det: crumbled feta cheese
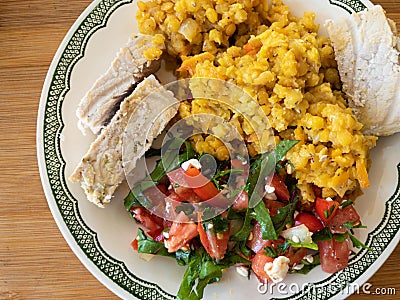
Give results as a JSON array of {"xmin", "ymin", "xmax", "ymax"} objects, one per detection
[
  {"xmin": 326, "ymin": 197, "xmax": 333, "ymax": 201},
  {"xmin": 292, "ymin": 263, "xmax": 304, "ymax": 271},
  {"xmin": 236, "ymin": 266, "xmax": 249, "ymax": 277},
  {"xmin": 304, "ymin": 254, "xmax": 314, "ymax": 264},
  {"xmin": 286, "ymin": 164, "xmax": 293, "ymax": 174},
  {"xmin": 162, "ymin": 231, "xmax": 170, "ymax": 239},
  {"xmin": 181, "ymin": 158, "xmax": 201, "ymax": 171},
  {"xmin": 264, "ymin": 256, "xmax": 290, "ymax": 283},
  {"xmin": 216, "ymin": 232, "xmax": 224, "ymax": 240},
  {"xmin": 165, "ymin": 201, "xmax": 172, "ymax": 214},
  {"xmin": 291, "ymin": 235, "xmax": 300, "ymax": 243},
  {"xmin": 207, "ymin": 223, "xmax": 214, "ymax": 230},
  {"xmin": 265, "ymin": 184, "xmax": 276, "ymax": 194}
]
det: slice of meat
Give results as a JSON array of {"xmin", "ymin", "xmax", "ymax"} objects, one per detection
[
  {"xmin": 325, "ymin": 5, "xmax": 400, "ymax": 136},
  {"xmin": 69, "ymin": 75, "xmax": 178, "ymax": 207},
  {"xmin": 76, "ymin": 34, "xmax": 165, "ymax": 134}
]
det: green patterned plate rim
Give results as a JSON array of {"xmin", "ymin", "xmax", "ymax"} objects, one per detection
[{"xmin": 37, "ymin": 0, "xmax": 400, "ymax": 299}]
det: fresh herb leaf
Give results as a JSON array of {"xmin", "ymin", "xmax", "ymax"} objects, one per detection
[
  {"xmin": 290, "ymin": 255, "xmax": 321, "ymax": 274},
  {"xmin": 175, "ymin": 204, "xmax": 195, "ymax": 216},
  {"xmin": 342, "ymin": 221, "xmax": 367, "ymax": 229},
  {"xmin": 277, "ymin": 241, "xmax": 291, "ymax": 253},
  {"xmin": 264, "ymin": 241, "xmax": 291, "ymax": 258},
  {"xmin": 348, "ymin": 233, "xmax": 372, "ymax": 250},
  {"xmin": 177, "ymin": 249, "xmax": 250, "ymax": 300},
  {"xmin": 254, "ymin": 201, "xmax": 278, "ymax": 240},
  {"xmin": 333, "ymin": 233, "xmax": 348, "ymax": 242},
  {"xmin": 228, "ymin": 183, "xmax": 249, "ymax": 200},
  {"xmin": 231, "ymin": 209, "xmax": 254, "ymax": 241},
  {"xmin": 323, "ymin": 205, "xmax": 335, "ymax": 220},
  {"xmin": 219, "ymin": 252, "xmax": 251, "ymax": 266},
  {"xmin": 340, "ymin": 200, "xmax": 353, "ymax": 208},
  {"xmin": 275, "ymin": 140, "xmax": 299, "ymax": 162},
  {"xmin": 136, "ymin": 228, "xmax": 171, "ymax": 257},
  {"xmin": 234, "ymin": 241, "xmax": 252, "ymax": 257},
  {"xmin": 124, "ymin": 191, "xmax": 142, "ymax": 211},
  {"xmin": 227, "ymin": 207, "xmax": 243, "ymax": 220},
  {"xmin": 247, "ymin": 140, "xmax": 298, "ymax": 209},
  {"xmin": 287, "ymin": 240, "xmax": 319, "ymax": 250},
  {"xmin": 204, "ymin": 215, "xmax": 229, "ymax": 234},
  {"xmin": 264, "ymin": 246, "xmax": 278, "ymax": 258},
  {"xmin": 312, "ymin": 227, "xmax": 332, "ymax": 242},
  {"xmin": 177, "ymin": 249, "xmax": 204, "ymax": 300},
  {"xmin": 175, "ymin": 249, "xmax": 191, "ymax": 266},
  {"xmin": 271, "ymin": 196, "xmax": 299, "ymax": 234},
  {"xmin": 247, "ymin": 153, "xmax": 274, "ymax": 208},
  {"xmin": 201, "ymin": 207, "xmax": 216, "ymax": 221},
  {"xmin": 212, "ymin": 168, "xmax": 244, "ymax": 181},
  {"xmin": 124, "ymin": 138, "xmax": 197, "ymax": 212}
]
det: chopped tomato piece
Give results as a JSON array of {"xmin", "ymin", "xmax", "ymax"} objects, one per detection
[
  {"xmin": 231, "ymin": 158, "xmax": 248, "ymax": 170},
  {"xmin": 232, "ymin": 190, "xmax": 248, "ymax": 210},
  {"xmin": 142, "ymin": 185, "xmax": 169, "ymax": 207},
  {"xmin": 247, "ymin": 222, "xmax": 273, "ymax": 253},
  {"xmin": 318, "ymin": 238, "xmax": 350, "ymax": 273},
  {"xmin": 156, "ymin": 184, "xmax": 169, "ymax": 195},
  {"xmin": 174, "ymin": 185, "xmax": 202, "ymax": 203},
  {"xmin": 269, "ymin": 174, "xmax": 290, "ymax": 201},
  {"xmin": 184, "ymin": 164, "xmax": 220, "ymax": 200},
  {"xmin": 167, "ymin": 168, "xmax": 202, "ymax": 202},
  {"xmin": 164, "ymin": 212, "xmax": 198, "ymax": 253},
  {"xmin": 285, "ymin": 246, "xmax": 307, "ymax": 266},
  {"xmin": 329, "ymin": 205, "xmax": 360, "ymax": 234},
  {"xmin": 130, "ymin": 238, "xmax": 138, "ymax": 251},
  {"xmin": 198, "ymin": 219, "xmax": 230, "ymax": 260},
  {"xmin": 131, "ymin": 207, "xmax": 164, "ymax": 236},
  {"xmin": 264, "ymin": 200, "xmax": 285, "ymax": 216},
  {"xmin": 315, "ymin": 197, "xmax": 339, "ymax": 224},
  {"xmin": 294, "ymin": 212, "xmax": 324, "ymax": 233},
  {"xmin": 251, "ymin": 252, "xmax": 274, "ymax": 283}
]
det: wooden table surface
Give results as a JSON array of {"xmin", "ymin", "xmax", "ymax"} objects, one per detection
[{"xmin": 1, "ymin": 0, "xmax": 399, "ymax": 299}]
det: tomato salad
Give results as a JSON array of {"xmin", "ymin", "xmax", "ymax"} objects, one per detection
[{"xmin": 124, "ymin": 139, "xmax": 369, "ymax": 300}]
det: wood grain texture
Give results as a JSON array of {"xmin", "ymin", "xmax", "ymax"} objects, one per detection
[{"xmin": 0, "ymin": 0, "xmax": 398, "ymax": 299}]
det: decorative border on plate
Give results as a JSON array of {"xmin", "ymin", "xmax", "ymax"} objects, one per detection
[
  {"xmin": 329, "ymin": 0, "xmax": 367, "ymax": 13},
  {"xmin": 42, "ymin": 0, "xmax": 174, "ymax": 299},
  {"xmin": 41, "ymin": 0, "xmax": 398, "ymax": 299}
]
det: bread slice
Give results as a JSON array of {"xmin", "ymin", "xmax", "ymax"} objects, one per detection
[
  {"xmin": 325, "ymin": 5, "xmax": 400, "ymax": 136},
  {"xmin": 69, "ymin": 75, "xmax": 178, "ymax": 207}
]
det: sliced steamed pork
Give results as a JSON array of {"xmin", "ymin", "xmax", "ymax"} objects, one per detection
[
  {"xmin": 325, "ymin": 5, "xmax": 400, "ymax": 136},
  {"xmin": 69, "ymin": 75, "xmax": 178, "ymax": 207},
  {"xmin": 76, "ymin": 34, "xmax": 165, "ymax": 134}
]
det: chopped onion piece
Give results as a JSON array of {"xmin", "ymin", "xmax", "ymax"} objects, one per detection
[{"xmin": 281, "ymin": 224, "xmax": 313, "ymax": 244}]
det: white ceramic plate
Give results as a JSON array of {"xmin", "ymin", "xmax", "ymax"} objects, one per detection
[{"xmin": 37, "ymin": 0, "xmax": 400, "ymax": 299}]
